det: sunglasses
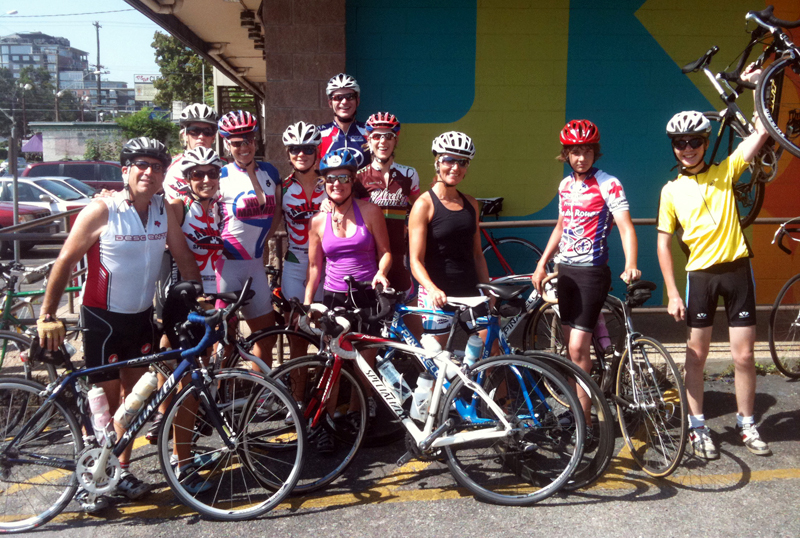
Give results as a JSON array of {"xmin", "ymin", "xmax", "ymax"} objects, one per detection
[
  {"xmin": 189, "ymin": 169, "xmax": 220, "ymax": 180},
  {"xmin": 229, "ymin": 137, "xmax": 255, "ymax": 148},
  {"xmin": 131, "ymin": 160, "xmax": 164, "ymax": 173},
  {"xmin": 331, "ymin": 92, "xmax": 357, "ymax": 102},
  {"xmin": 186, "ymin": 126, "xmax": 216, "ymax": 137},
  {"xmin": 672, "ymin": 138, "xmax": 705, "ymax": 150},
  {"xmin": 439, "ymin": 156, "xmax": 470, "ymax": 168},
  {"xmin": 325, "ymin": 174, "xmax": 352, "ymax": 184},
  {"xmin": 370, "ymin": 132, "xmax": 396, "ymax": 142},
  {"xmin": 288, "ymin": 146, "xmax": 316, "ymax": 156}
]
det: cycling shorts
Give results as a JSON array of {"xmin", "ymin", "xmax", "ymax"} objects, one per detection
[
  {"xmin": 82, "ymin": 305, "xmax": 158, "ymax": 384},
  {"xmin": 282, "ymin": 250, "xmax": 323, "ymax": 303},
  {"xmin": 215, "ymin": 258, "xmax": 272, "ymax": 320},
  {"xmin": 323, "ymin": 288, "xmax": 380, "ymax": 336},
  {"xmin": 556, "ymin": 263, "xmax": 611, "ymax": 333},
  {"xmin": 686, "ymin": 257, "xmax": 756, "ymax": 328}
]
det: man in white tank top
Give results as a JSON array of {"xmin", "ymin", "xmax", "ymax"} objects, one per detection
[{"xmin": 38, "ymin": 137, "xmax": 201, "ymax": 512}]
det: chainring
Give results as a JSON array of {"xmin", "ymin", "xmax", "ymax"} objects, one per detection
[{"xmin": 75, "ymin": 447, "xmax": 122, "ymax": 494}]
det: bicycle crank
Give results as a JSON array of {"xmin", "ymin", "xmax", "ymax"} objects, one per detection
[{"xmin": 75, "ymin": 447, "xmax": 122, "ymax": 494}]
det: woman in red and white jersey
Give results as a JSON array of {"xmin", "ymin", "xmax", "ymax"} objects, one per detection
[{"xmin": 531, "ymin": 120, "xmax": 640, "ymax": 434}]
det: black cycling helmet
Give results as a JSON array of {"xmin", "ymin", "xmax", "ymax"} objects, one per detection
[{"xmin": 120, "ymin": 137, "xmax": 171, "ymax": 169}]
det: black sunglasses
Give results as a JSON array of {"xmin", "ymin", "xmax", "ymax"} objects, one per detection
[
  {"xmin": 189, "ymin": 169, "xmax": 220, "ymax": 180},
  {"xmin": 131, "ymin": 160, "xmax": 164, "ymax": 173},
  {"xmin": 288, "ymin": 146, "xmax": 316, "ymax": 156},
  {"xmin": 229, "ymin": 137, "xmax": 255, "ymax": 148},
  {"xmin": 186, "ymin": 126, "xmax": 216, "ymax": 137},
  {"xmin": 672, "ymin": 138, "xmax": 705, "ymax": 150},
  {"xmin": 325, "ymin": 174, "xmax": 352, "ymax": 184},
  {"xmin": 331, "ymin": 92, "xmax": 357, "ymax": 102}
]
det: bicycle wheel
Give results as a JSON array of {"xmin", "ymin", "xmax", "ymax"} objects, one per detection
[
  {"xmin": 268, "ymin": 354, "xmax": 367, "ymax": 494},
  {"xmin": 615, "ymin": 336, "xmax": 687, "ymax": 478},
  {"xmin": 756, "ymin": 56, "xmax": 800, "ymax": 160},
  {"xmin": 768, "ymin": 273, "xmax": 800, "ymax": 378},
  {"xmin": 440, "ymin": 354, "xmax": 584, "ymax": 506},
  {"xmin": 482, "ymin": 236, "xmax": 545, "ymax": 279},
  {"xmin": 230, "ymin": 327, "xmax": 321, "ymax": 371},
  {"xmin": 158, "ymin": 369, "xmax": 305, "ymax": 520},
  {"xmin": 703, "ymin": 111, "xmax": 765, "ymax": 228},
  {"xmin": 0, "ymin": 331, "xmax": 57, "ymax": 385},
  {"xmin": 523, "ymin": 350, "xmax": 615, "ymax": 491},
  {"xmin": 0, "ymin": 377, "xmax": 82, "ymax": 533}
]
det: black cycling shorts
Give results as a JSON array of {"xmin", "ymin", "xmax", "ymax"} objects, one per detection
[
  {"xmin": 82, "ymin": 305, "xmax": 159, "ymax": 383},
  {"xmin": 556, "ymin": 263, "xmax": 611, "ymax": 333},
  {"xmin": 686, "ymin": 257, "xmax": 756, "ymax": 328},
  {"xmin": 323, "ymin": 288, "xmax": 381, "ymax": 337}
]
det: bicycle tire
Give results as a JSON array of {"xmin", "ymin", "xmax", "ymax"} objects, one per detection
[
  {"xmin": 615, "ymin": 336, "xmax": 687, "ymax": 478},
  {"xmin": 768, "ymin": 273, "xmax": 800, "ymax": 378},
  {"xmin": 0, "ymin": 377, "xmax": 82, "ymax": 533},
  {"xmin": 522, "ymin": 350, "xmax": 615, "ymax": 491},
  {"xmin": 756, "ymin": 56, "xmax": 800, "ymax": 160},
  {"xmin": 0, "ymin": 331, "xmax": 57, "ymax": 386},
  {"xmin": 482, "ymin": 236, "xmax": 544, "ymax": 279},
  {"xmin": 440, "ymin": 354, "xmax": 584, "ymax": 506},
  {"xmin": 229, "ymin": 327, "xmax": 320, "ymax": 371},
  {"xmin": 158, "ymin": 368, "xmax": 305, "ymax": 521},
  {"xmin": 268, "ymin": 354, "xmax": 367, "ymax": 494},
  {"xmin": 703, "ymin": 111, "xmax": 765, "ymax": 229}
]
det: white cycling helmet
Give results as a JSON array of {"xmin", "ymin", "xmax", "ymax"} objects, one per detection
[
  {"xmin": 179, "ymin": 103, "xmax": 218, "ymax": 127},
  {"xmin": 431, "ymin": 131, "xmax": 476, "ymax": 159},
  {"xmin": 666, "ymin": 111, "xmax": 712, "ymax": 138},
  {"xmin": 326, "ymin": 73, "xmax": 360, "ymax": 97},
  {"xmin": 282, "ymin": 121, "xmax": 322, "ymax": 146},
  {"xmin": 179, "ymin": 147, "xmax": 225, "ymax": 175}
]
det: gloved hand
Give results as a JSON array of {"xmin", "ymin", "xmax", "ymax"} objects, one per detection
[{"xmin": 37, "ymin": 314, "xmax": 65, "ymax": 351}]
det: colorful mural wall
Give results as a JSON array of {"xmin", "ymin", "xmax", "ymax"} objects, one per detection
[{"xmin": 345, "ymin": 0, "xmax": 800, "ymax": 305}]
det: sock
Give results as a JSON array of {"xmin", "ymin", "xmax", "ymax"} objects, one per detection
[
  {"xmin": 120, "ymin": 462, "xmax": 130, "ymax": 472},
  {"xmin": 689, "ymin": 414, "xmax": 705, "ymax": 430},
  {"xmin": 737, "ymin": 414, "xmax": 755, "ymax": 428}
]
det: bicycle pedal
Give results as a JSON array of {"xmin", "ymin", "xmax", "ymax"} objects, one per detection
[{"xmin": 396, "ymin": 451, "xmax": 414, "ymax": 467}]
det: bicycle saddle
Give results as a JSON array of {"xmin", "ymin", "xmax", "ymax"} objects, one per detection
[
  {"xmin": 627, "ymin": 280, "xmax": 657, "ymax": 293},
  {"xmin": 476, "ymin": 282, "xmax": 528, "ymax": 301},
  {"xmin": 447, "ymin": 296, "xmax": 489, "ymax": 308}
]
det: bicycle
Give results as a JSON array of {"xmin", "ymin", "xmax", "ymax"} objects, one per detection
[
  {"xmin": 476, "ymin": 197, "xmax": 548, "ymax": 278},
  {"xmin": 525, "ymin": 278, "xmax": 689, "ymax": 477},
  {"xmin": 0, "ymin": 279, "xmax": 306, "ymax": 532},
  {"xmin": 282, "ymin": 294, "xmax": 586, "ymax": 505},
  {"xmin": 768, "ymin": 216, "xmax": 800, "ymax": 378}
]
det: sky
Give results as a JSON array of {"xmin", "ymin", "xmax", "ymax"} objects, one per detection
[{"xmin": 0, "ymin": 1, "xmax": 162, "ymax": 87}]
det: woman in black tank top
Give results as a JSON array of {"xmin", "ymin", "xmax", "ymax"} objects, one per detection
[{"xmin": 408, "ymin": 132, "xmax": 489, "ymax": 338}]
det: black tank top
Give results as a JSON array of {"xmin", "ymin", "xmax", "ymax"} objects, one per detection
[{"xmin": 425, "ymin": 190, "xmax": 478, "ymax": 296}]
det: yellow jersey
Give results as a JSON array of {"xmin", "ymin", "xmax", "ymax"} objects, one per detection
[{"xmin": 657, "ymin": 146, "xmax": 751, "ymax": 271}]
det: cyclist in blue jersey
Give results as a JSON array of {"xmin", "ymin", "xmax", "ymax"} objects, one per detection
[
  {"xmin": 217, "ymin": 110, "xmax": 282, "ymax": 368},
  {"xmin": 318, "ymin": 73, "xmax": 370, "ymax": 168}
]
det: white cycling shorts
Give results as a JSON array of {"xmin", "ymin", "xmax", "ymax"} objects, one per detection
[{"xmin": 215, "ymin": 258, "xmax": 272, "ymax": 320}]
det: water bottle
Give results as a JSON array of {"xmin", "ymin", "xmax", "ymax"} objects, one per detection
[
  {"xmin": 410, "ymin": 371, "xmax": 435, "ymax": 422},
  {"xmin": 594, "ymin": 314, "xmax": 613, "ymax": 355},
  {"xmin": 377, "ymin": 357, "xmax": 412, "ymax": 403},
  {"xmin": 114, "ymin": 371, "xmax": 158, "ymax": 429},
  {"xmin": 87, "ymin": 386, "xmax": 111, "ymax": 444},
  {"xmin": 464, "ymin": 334, "xmax": 484, "ymax": 368}
]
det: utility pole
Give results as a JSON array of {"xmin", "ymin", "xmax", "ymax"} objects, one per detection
[
  {"xmin": 55, "ymin": 68, "xmax": 60, "ymax": 121},
  {"xmin": 94, "ymin": 21, "xmax": 102, "ymax": 114}
]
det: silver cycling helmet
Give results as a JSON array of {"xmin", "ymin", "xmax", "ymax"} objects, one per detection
[
  {"xmin": 282, "ymin": 121, "xmax": 322, "ymax": 146},
  {"xmin": 666, "ymin": 111, "xmax": 712, "ymax": 138},
  {"xmin": 431, "ymin": 131, "xmax": 476, "ymax": 159},
  {"xmin": 326, "ymin": 73, "xmax": 360, "ymax": 97},
  {"xmin": 179, "ymin": 103, "xmax": 218, "ymax": 127},
  {"xmin": 179, "ymin": 147, "xmax": 225, "ymax": 176}
]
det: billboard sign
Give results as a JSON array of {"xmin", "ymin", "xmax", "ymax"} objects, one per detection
[{"xmin": 134, "ymin": 74, "xmax": 160, "ymax": 102}]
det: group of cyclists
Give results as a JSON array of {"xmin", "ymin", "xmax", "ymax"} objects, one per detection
[{"xmin": 33, "ymin": 66, "xmax": 773, "ymax": 513}]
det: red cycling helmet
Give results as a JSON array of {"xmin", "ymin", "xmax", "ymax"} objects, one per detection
[
  {"xmin": 218, "ymin": 110, "xmax": 259, "ymax": 138},
  {"xmin": 560, "ymin": 120, "xmax": 600, "ymax": 146},
  {"xmin": 365, "ymin": 112, "xmax": 401, "ymax": 134}
]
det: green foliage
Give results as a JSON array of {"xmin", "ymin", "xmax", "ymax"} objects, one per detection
[
  {"xmin": 83, "ymin": 138, "xmax": 123, "ymax": 161},
  {"xmin": 115, "ymin": 107, "xmax": 179, "ymax": 148},
  {"xmin": 151, "ymin": 32, "xmax": 213, "ymax": 109}
]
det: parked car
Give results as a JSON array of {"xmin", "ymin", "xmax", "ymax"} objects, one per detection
[
  {"xmin": 45, "ymin": 176, "xmax": 98, "ymax": 198},
  {"xmin": 0, "ymin": 202, "xmax": 58, "ymax": 257},
  {"xmin": 0, "ymin": 178, "xmax": 92, "ymax": 230},
  {"xmin": 22, "ymin": 161, "xmax": 124, "ymax": 191}
]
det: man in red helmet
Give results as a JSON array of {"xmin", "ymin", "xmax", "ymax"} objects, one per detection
[{"xmin": 532, "ymin": 119, "xmax": 640, "ymax": 442}]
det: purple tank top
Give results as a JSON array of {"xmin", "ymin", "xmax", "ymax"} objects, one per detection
[{"xmin": 322, "ymin": 201, "xmax": 377, "ymax": 292}]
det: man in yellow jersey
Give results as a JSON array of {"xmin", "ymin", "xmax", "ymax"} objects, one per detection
[{"xmin": 657, "ymin": 81, "xmax": 770, "ymax": 459}]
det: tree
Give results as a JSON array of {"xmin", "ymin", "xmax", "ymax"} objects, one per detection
[
  {"xmin": 115, "ymin": 107, "xmax": 179, "ymax": 150},
  {"xmin": 151, "ymin": 32, "xmax": 213, "ymax": 109}
]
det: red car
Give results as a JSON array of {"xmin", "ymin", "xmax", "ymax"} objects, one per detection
[
  {"xmin": 0, "ymin": 202, "xmax": 58, "ymax": 258},
  {"xmin": 22, "ymin": 161, "xmax": 124, "ymax": 192}
]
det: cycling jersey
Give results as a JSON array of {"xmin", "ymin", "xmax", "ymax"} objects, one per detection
[
  {"xmin": 218, "ymin": 161, "xmax": 279, "ymax": 260},
  {"xmin": 163, "ymin": 153, "xmax": 189, "ymax": 201},
  {"xmin": 82, "ymin": 191, "xmax": 168, "ymax": 314},
  {"xmin": 555, "ymin": 168, "xmax": 630, "ymax": 266},
  {"xmin": 282, "ymin": 173, "xmax": 326, "ymax": 253},
  {"xmin": 657, "ymin": 146, "xmax": 751, "ymax": 272},
  {"xmin": 318, "ymin": 120, "xmax": 371, "ymax": 169},
  {"xmin": 176, "ymin": 195, "xmax": 223, "ymax": 294},
  {"xmin": 356, "ymin": 162, "xmax": 420, "ymax": 291}
]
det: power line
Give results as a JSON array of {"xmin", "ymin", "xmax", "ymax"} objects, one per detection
[{"xmin": 0, "ymin": 10, "xmax": 135, "ymax": 18}]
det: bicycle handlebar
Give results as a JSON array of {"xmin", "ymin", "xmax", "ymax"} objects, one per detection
[
  {"xmin": 747, "ymin": 5, "xmax": 800, "ymax": 32},
  {"xmin": 772, "ymin": 217, "xmax": 800, "ymax": 254}
]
